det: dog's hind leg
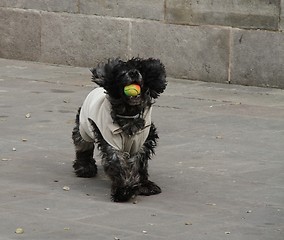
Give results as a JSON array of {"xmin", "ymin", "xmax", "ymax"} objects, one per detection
[{"xmin": 72, "ymin": 109, "xmax": 97, "ymax": 178}]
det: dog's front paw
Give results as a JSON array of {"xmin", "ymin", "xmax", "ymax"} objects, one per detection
[
  {"xmin": 73, "ymin": 159, "xmax": 97, "ymax": 178},
  {"xmin": 111, "ymin": 185, "xmax": 138, "ymax": 202},
  {"xmin": 138, "ymin": 180, "xmax": 161, "ymax": 196}
]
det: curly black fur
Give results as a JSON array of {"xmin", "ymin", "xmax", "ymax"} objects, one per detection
[{"xmin": 72, "ymin": 57, "xmax": 167, "ymax": 202}]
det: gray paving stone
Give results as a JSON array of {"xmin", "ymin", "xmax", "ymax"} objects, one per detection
[
  {"xmin": 0, "ymin": 8, "xmax": 41, "ymax": 61},
  {"xmin": 231, "ymin": 29, "xmax": 284, "ymax": 88},
  {"xmin": 131, "ymin": 21, "xmax": 230, "ymax": 83},
  {"xmin": 0, "ymin": 0, "xmax": 78, "ymax": 13},
  {"xmin": 40, "ymin": 12, "xmax": 130, "ymax": 67},
  {"xmin": 0, "ymin": 58, "xmax": 283, "ymax": 240},
  {"xmin": 79, "ymin": 0, "xmax": 164, "ymax": 21},
  {"xmin": 165, "ymin": 0, "xmax": 280, "ymax": 30},
  {"xmin": 0, "ymin": 4, "xmax": 283, "ymax": 89},
  {"xmin": 280, "ymin": 0, "xmax": 284, "ymax": 31}
]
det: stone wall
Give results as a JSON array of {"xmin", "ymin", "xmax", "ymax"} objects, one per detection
[{"xmin": 0, "ymin": 0, "xmax": 283, "ymax": 88}]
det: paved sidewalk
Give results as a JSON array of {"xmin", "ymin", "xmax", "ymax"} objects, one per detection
[{"xmin": 0, "ymin": 58, "xmax": 283, "ymax": 240}]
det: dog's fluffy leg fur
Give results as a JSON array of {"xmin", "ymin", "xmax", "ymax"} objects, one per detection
[
  {"xmin": 88, "ymin": 119, "xmax": 139, "ymax": 202},
  {"xmin": 72, "ymin": 109, "xmax": 98, "ymax": 178},
  {"xmin": 88, "ymin": 120, "xmax": 161, "ymax": 202},
  {"xmin": 135, "ymin": 123, "xmax": 162, "ymax": 196},
  {"xmin": 104, "ymin": 149, "xmax": 140, "ymax": 202}
]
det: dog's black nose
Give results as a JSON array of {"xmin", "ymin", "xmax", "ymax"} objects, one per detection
[{"xmin": 128, "ymin": 70, "xmax": 140, "ymax": 79}]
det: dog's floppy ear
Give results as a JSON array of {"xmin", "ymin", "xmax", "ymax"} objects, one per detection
[
  {"xmin": 90, "ymin": 58, "xmax": 122, "ymax": 87},
  {"xmin": 140, "ymin": 58, "xmax": 167, "ymax": 98}
]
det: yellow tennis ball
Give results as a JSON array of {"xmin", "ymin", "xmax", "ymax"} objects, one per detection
[{"xmin": 124, "ymin": 84, "xmax": 141, "ymax": 97}]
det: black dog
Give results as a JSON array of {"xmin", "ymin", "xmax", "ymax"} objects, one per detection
[{"xmin": 72, "ymin": 58, "xmax": 167, "ymax": 202}]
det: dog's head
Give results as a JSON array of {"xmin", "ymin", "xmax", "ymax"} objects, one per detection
[{"xmin": 91, "ymin": 58, "xmax": 167, "ymax": 106}]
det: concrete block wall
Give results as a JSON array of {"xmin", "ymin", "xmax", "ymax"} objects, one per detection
[{"xmin": 0, "ymin": 0, "xmax": 283, "ymax": 88}]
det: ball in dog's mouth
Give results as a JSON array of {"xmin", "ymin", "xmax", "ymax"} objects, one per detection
[
  {"xmin": 124, "ymin": 84, "xmax": 141, "ymax": 97},
  {"xmin": 124, "ymin": 84, "xmax": 142, "ymax": 105}
]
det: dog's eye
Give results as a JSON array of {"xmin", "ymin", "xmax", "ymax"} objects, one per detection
[{"xmin": 117, "ymin": 71, "xmax": 127, "ymax": 79}]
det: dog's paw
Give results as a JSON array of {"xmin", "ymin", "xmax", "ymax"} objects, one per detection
[
  {"xmin": 73, "ymin": 159, "xmax": 97, "ymax": 178},
  {"xmin": 111, "ymin": 186, "xmax": 138, "ymax": 202},
  {"xmin": 138, "ymin": 180, "xmax": 161, "ymax": 196}
]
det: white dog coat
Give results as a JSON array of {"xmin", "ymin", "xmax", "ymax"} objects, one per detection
[{"xmin": 79, "ymin": 87, "xmax": 152, "ymax": 155}]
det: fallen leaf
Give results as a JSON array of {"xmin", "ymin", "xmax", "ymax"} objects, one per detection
[
  {"xmin": 206, "ymin": 203, "xmax": 216, "ymax": 206},
  {"xmin": 62, "ymin": 186, "xmax": 70, "ymax": 191},
  {"xmin": 15, "ymin": 228, "xmax": 24, "ymax": 234},
  {"xmin": 185, "ymin": 222, "xmax": 193, "ymax": 225}
]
